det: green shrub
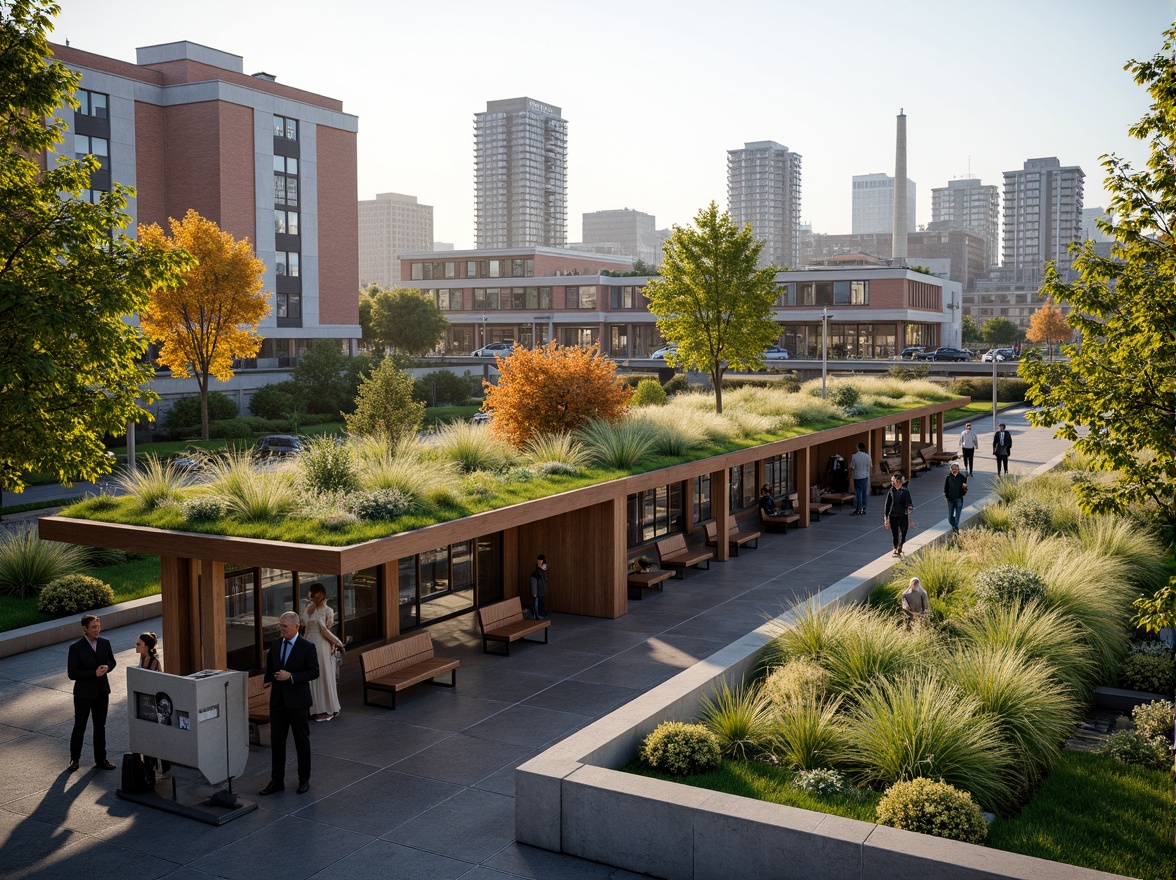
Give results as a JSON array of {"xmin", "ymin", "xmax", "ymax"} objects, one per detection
[
  {"xmin": 947, "ymin": 377, "xmax": 1029, "ymax": 403},
  {"xmin": 662, "ymin": 374, "xmax": 690, "ymax": 396},
  {"xmin": 37, "ymin": 574, "xmax": 115, "ymax": 616},
  {"xmin": 249, "ymin": 380, "xmax": 306, "ymax": 419},
  {"xmin": 343, "ymin": 488, "xmax": 416, "ymax": 521},
  {"xmin": 1119, "ymin": 653, "xmax": 1176, "ymax": 694},
  {"xmin": 888, "ymin": 364, "xmax": 930, "ymax": 381},
  {"xmin": 639, "ymin": 721, "xmax": 721, "ymax": 776},
  {"xmin": 973, "ymin": 564, "xmax": 1047, "ymax": 607},
  {"xmin": 699, "ymin": 681, "xmax": 774, "ymax": 761},
  {"xmin": 632, "ymin": 378, "xmax": 668, "ymax": 407},
  {"xmin": 1102, "ymin": 731, "xmax": 1171, "ymax": 771},
  {"xmin": 761, "ymin": 657, "xmax": 832, "ymax": 709},
  {"xmin": 0, "ymin": 526, "xmax": 89, "ymax": 598},
  {"xmin": 1007, "ymin": 498, "xmax": 1053, "ymax": 532},
  {"xmin": 1131, "ymin": 700, "xmax": 1175, "ymax": 743},
  {"xmin": 831, "ymin": 384, "xmax": 861, "ymax": 409},
  {"xmin": 875, "ymin": 778, "xmax": 988, "ymax": 844},
  {"xmin": 299, "ymin": 436, "xmax": 359, "ymax": 494},
  {"xmin": 1129, "ymin": 640, "xmax": 1173, "ymax": 657},
  {"xmin": 536, "ymin": 461, "xmax": 580, "ymax": 477},
  {"xmin": 318, "ymin": 511, "xmax": 360, "ymax": 531},
  {"xmin": 207, "ymin": 418, "xmax": 255, "ymax": 440},
  {"xmin": 181, "ymin": 495, "xmax": 227, "ymax": 522},
  {"xmin": 413, "ymin": 370, "xmax": 478, "ymax": 406},
  {"xmin": 165, "ymin": 392, "xmax": 238, "ymax": 430},
  {"xmin": 792, "ymin": 768, "xmax": 855, "ymax": 798}
]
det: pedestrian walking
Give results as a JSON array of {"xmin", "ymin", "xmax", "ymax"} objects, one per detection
[
  {"xmin": 530, "ymin": 554, "xmax": 549, "ymax": 618},
  {"xmin": 883, "ymin": 473, "xmax": 914, "ymax": 557},
  {"xmin": 944, "ymin": 462, "xmax": 968, "ymax": 535},
  {"xmin": 993, "ymin": 423, "xmax": 1013, "ymax": 475},
  {"xmin": 849, "ymin": 442, "xmax": 873, "ymax": 516},
  {"xmin": 958, "ymin": 422, "xmax": 978, "ymax": 476}
]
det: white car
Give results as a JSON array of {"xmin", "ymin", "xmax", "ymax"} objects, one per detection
[
  {"xmin": 982, "ymin": 348, "xmax": 1017, "ymax": 362},
  {"xmin": 763, "ymin": 346, "xmax": 791, "ymax": 360},
  {"xmin": 472, "ymin": 340, "xmax": 517, "ymax": 357},
  {"xmin": 650, "ymin": 345, "xmax": 678, "ymax": 359}
]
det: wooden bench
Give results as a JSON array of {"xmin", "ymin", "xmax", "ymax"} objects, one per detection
[
  {"xmin": 247, "ymin": 674, "xmax": 271, "ymax": 745},
  {"xmin": 704, "ymin": 520, "xmax": 761, "ymax": 556},
  {"xmin": 655, "ymin": 533, "xmax": 714, "ymax": 578},
  {"xmin": 870, "ymin": 470, "xmax": 892, "ymax": 495},
  {"xmin": 759, "ymin": 492, "xmax": 800, "ymax": 531},
  {"xmin": 910, "ymin": 447, "xmax": 933, "ymax": 475},
  {"xmin": 361, "ymin": 631, "xmax": 459, "ymax": 708},
  {"xmin": 627, "ymin": 567, "xmax": 675, "ymax": 600},
  {"xmin": 477, "ymin": 596, "xmax": 550, "ymax": 655},
  {"xmin": 925, "ymin": 445, "xmax": 959, "ymax": 465}
]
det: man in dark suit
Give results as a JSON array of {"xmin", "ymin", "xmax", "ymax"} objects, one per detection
[
  {"xmin": 993, "ymin": 423, "xmax": 1013, "ymax": 475},
  {"xmin": 67, "ymin": 614, "xmax": 117, "ymax": 771},
  {"xmin": 260, "ymin": 611, "xmax": 319, "ymax": 795}
]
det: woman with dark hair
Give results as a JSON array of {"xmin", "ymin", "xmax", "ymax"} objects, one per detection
[
  {"xmin": 302, "ymin": 582, "xmax": 344, "ymax": 720},
  {"xmin": 134, "ymin": 632, "xmax": 167, "ymax": 778}
]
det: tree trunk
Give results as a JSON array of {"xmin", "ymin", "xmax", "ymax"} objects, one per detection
[
  {"xmin": 712, "ymin": 368, "xmax": 724, "ymax": 414},
  {"xmin": 199, "ymin": 373, "xmax": 210, "ymax": 440}
]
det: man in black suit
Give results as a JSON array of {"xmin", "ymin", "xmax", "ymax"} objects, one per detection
[
  {"xmin": 260, "ymin": 611, "xmax": 319, "ymax": 795},
  {"xmin": 66, "ymin": 614, "xmax": 117, "ymax": 771},
  {"xmin": 993, "ymin": 423, "xmax": 1013, "ymax": 475}
]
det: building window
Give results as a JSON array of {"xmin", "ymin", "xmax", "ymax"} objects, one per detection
[
  {"xmin": 274, "ymin": 209, "xmax": 299, "ymax": 236},
  {"xmin": 474, "ymin": 288, "xmax": 500, "ymax": 310},
  {"xmin": 276, "ymin": 251, "xmax": 300, "ymax": 277},
  {"xmin": 693, "ymin": 475, "xmax": 711, "ymax": 524},
  {"xmin": 411, "ymin": 263, "xmax": 424, "ymax": 281},
  {"xmin": 851, "ymin": 281, "xmax": 868, "ymax": 305},
  {"xmin": 567, "ymin": 286, "xmax": 596, "ymax": 309},
  {"xmin": 626, "ymin": 483, "xmax": 685, "ymax": 547},
  {"xmin": 77, "ymin": 89, "xmax": 108, "ymax": 119},
  {"xmin": 274, "ymin": 115, "xmax": 298, "ymax": 140},
  {"xmin": 74, "ymin": 134, "xmax": 109, "ymax": 169},
  {"xmin": 276, "ymin": 292, "xmax": 302, "ymax": 319},
  {"xmin": 729, "ymin": 463, "xmax": 757, "ymax": 511},
  {"xmin": 763, "ymin": 453, "xmax": 795, "ymax": 498}
]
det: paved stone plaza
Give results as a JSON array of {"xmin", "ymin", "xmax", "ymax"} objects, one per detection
[{"xmin": 0, "ymin": 408, "xmax": 1073, "ymax": 880}]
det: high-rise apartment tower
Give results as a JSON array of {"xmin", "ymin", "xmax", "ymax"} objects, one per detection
[
  {"xmin": 727, "ymin": 140, "xmax": 803, "ymax": 268},
  {"xmin": 358, "ymin": 192, "xmax": 434, "ymax": 288},
  {"xmin": 474, "ymin": 97, "xmax": 567, "ymax": 249},
  {"xmin": 1001, "ymin": 157, "xmax": 1084, "ymax": 283},
  {"xmin": 852, "ymin": 173, "xmax": 916, "ymax": 235},
  {"xmin": 930, "ymin": 178, "xmax": 1000, "ymax": 270}
]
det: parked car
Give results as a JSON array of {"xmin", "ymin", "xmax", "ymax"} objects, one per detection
[
  {"xmin": 762, "ymin": 346, "xmax": 791, "ymax": 360},
  {"xmin": 252, "ymin": 434, "xmax": 303, "ymax": 458},
  {"xmin": 982, "ymin": 347, "xmax": 1018, "ymax": 362},
  {"xmin": 916, "ymin": 346, "xmax": 973, "ymax": 362},
  {"xmin": 650, "ymin": 344, "xmax": 678, "ymax": 359},
  {"xmin": 472, "ymin": 340, "xmax": 517, "ymax": 357},
  {"xmin": 471, "ymin": 411, "xmax": 492, "ymax": 424},
  {"xmin": 898, "ymin": 346, "xmax": 926, "ymax": 360}
]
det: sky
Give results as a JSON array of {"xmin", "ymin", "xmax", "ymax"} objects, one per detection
[{"xmin": 52, "ymin": 0, "xmax": 1175, "ymax": 249}]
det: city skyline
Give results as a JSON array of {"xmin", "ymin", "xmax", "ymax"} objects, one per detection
[{"xmin": 51, "ymin": 0, "xmax": 1172, "ymax": 250}]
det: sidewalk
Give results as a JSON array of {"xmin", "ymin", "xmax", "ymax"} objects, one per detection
[{"xmin": 0, "ymin": 407, "xmax": 1072, "ymax": 880}]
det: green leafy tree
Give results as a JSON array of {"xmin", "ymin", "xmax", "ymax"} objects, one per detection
[
  {"xmin": 293, "ymin": 339, "xmax": 350, "ymax": 416},
  {"xmin": 364, "ymin": 286, "xmax": 448, "ymax": 355},
  {"xmin": 357, "ymin": 282, "xmax": 379, "ymax": 348},
  {"xmin": 960, "ymin": 314, "xmax": 983, "ymax": 345},
  {"xmin": 344, "ymin": 358, "xmax": 424, "ymax": 441},
  {"xmin": 0, "ymin": 1, "xmax": 191, "ymax": 491},
  {"xmin": 1022, "ymin": 27, "xmax": 1176, "ymax": 527},
  {"xmin": 643, "ymin": 202, "xmax": 779, "ymax": 413},
  {"xmin": 980, "ymin": 317, "xmax": 1019, "ymax": 347}
]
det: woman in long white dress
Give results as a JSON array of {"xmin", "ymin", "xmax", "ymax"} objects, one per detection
[{"xmin": 302, "ymin": 582, "xmax": 344, "ymax": 720}]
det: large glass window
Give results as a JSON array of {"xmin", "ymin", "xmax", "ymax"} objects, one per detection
[
  {"xmin": 274, "ymin": 115, "xmax": 298, "ymax": 140},
  {"xmin": 274, "ymin": 209, "xmax": 299, "ymax": 236},
  {"xmin": 730, "ymin": 463, "xmax": 757, "ymax": 510},
  {"xmin": 276, "ymin": 292, "xmax": 301, "ymax": 319},
  {"xmin": 74, "ymin": 134, "xmax": 109, "ymax": 168},
  {"xmin": 77, "ymin": 89, "xmax": 108, "ymax": 119},
  {"xmin": 626, "ymin": 483, "xmax": 685, "ymax": 547},
  {"xmin": 567, "ymin": 286, "xmax": 597, "ymax": 309},
  {"xmin": 693, "ymin": 475, "xmax": 711, "ymax": 524},
  {"xmin": 275, "ymin": 251, "xmax": 300, "ymax": 277},
  {"xmin": 764, "ymin": 453, "xmax": 795, "ymax": 498}
]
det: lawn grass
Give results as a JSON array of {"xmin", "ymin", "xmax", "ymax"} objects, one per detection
[
  {"xmin": 0, "ymin": 555, "xmax": 161, "ymax": 633},
  {"xmin": 943, "ymin": 400, "xmax": 1016, "ymax": 424},
  {"xmin": 625, "ymin": 750, "xmax": 1174, "ymax": 879},
  {"xmin": 986, "ymin": 750, "xmax": 1176, "ymax": 880}
]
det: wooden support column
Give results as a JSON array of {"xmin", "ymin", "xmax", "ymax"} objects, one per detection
[
  {"xmin": 379, "ymin": 560, "xmax": 398, "ymax": 640},
  {"xmin": 711, "ymin": 467, "xmax": 730, "ymax": 562},
  {"xmin": 935, "ymin": 410, "xmax": 944, "ymax": 451},
  {"xmin": 798, "ymin": 446, "xmax": 812, "ymax": 527},
  {"xmin": 607, "ymin": 496, "xmax": 627, "ymax": 615},
  {"xmin": 900, "ymin": 420, "xmax": 913, "ymax": 478},
  {"xmin": 196, "ymin": 559, "xmax": 226, "ymax": 672},
  {"xmin": 160, "ymin": 555, "xmax": 195, "ymax": 675}
]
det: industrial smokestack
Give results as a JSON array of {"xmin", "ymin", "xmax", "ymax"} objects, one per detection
[{"xmin": 892, "ymin": 109, "xmax": 908, "ymax": 265}]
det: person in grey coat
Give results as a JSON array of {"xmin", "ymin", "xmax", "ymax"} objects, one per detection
[{"xmin": 530, "ymin": 554, "xmax": 549, "ymax": 618}]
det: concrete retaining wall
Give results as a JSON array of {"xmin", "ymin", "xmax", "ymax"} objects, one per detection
[
  {"xmin": 0, "ymin": 594, "xmax": 161, "ymax": 659},
  {"xmin": 516, "ymin": 452, "xmax": 1130, "ymax": 880}
]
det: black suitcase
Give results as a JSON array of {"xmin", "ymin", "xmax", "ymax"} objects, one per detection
[{"xmin": 120, "ymin": 753, "xmax": 151, "ymax": 793}]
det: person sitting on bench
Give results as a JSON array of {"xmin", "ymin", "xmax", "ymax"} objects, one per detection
[{"xmin": 759, "ymin": 485, "xmax": 792, "ymax": 517}]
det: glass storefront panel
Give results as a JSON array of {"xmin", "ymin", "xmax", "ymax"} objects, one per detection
[
  {"xmin": 693, "ymin": 474, "xmax": 711, "ymax": 524},
  {"xmin": 398, "ymin": 557, "xmax": 418, "ymax": 631},
  {"xmin": 225, "ymin": 566, "xmax": 257, "ymax": 671},
  {"xmin": 476, "ymin": 535, "xmax": 502, "ymax": 605},
  {"xmin": 343, "ymin": 568, "xmax": 379, "ymax": 645}
]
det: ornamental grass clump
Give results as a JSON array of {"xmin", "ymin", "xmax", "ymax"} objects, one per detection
[
  {"xmin": 943, "ymin": 645, "xmax": 1078, "ymax": 794},
  {"xmin": 112, "ymin": 454, "xmax": 186, "ymax": 511},
  {"xmin": 578, "ymin": 419, "xmax": 658, "ymax": 469},
  {"xmin": 432, "ymin": 421, "xmax": 516, "ymax": 474},
  {"xmin": 630, "ymin": 407, "xmax": 710, "ymax": 456},
  {"xmin": 771, "ymin": 697, "xmax": 848, "ymax": 771},
  {"xmin": 1039, "ymin": 552, "xmax": 1134, "ymax": 681},
  {"xmin": 1075, "ymin": 517, "xmax": 1168, "ymax": 593},
  {"xmin": 0, "ymin": 526, "xmax": 88, "ymax": 598},
  {"xmin": 638, "ymin": 721, "xmax": 721, "ymax": 776},
  {"xmin": 699, "ymin": 681, "xmax": 775, "ymax": 761},
  {"xmin": 36, "ymin": 574, "xmax": 115, "ymax": 616},
  {"xmin": 875, "ymin": 778, "xmax": 988, "ymax": 844},
  {"xmin": 842, "ymin": 671, "xmax": 1015, "ymax": 813},
  {"xmin": 523, "ymin": 432, "xmax": 590, "ymax": 470},
  {"xmin": 204, "ymin": 451, "xmax": 298, "ymax": 521}
]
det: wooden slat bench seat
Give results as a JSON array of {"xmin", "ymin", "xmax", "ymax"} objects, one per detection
[
  {"xmin": 819, "ymin": 491, "xmax": 855, "ymax": 510},
  {"xmin": 655, "ymin": 533, "xmax": 714, "ymax": 578},
  {"xmin": 926, "ymin": 446, "xmax": 960, "ymax": 464},
  {"xmin": 810, "ymin": 501, "xmax": 834, "ymax": 520},
  {"xmin": 910, "ymin": 447, "xmax": 933, "ymax": 475},
  {"xmin": 870, "ymin": 470, "xmax": 892, "ymax": 495},
  {"xmin": 759, "ymin": 492, "xmax": 800, "ymax": 531},
  {"xmin": 477, "ymin": 597, "xmax": 550, "ymax": 655},
  {"xmin": 704, "ymin": 520, "xmax": 761, "ymax": 556},
  {"xmin": 627, "ymin": 568, "xmax": 675, "ymax": 599},
  {"xmin": 361, "ymin": 631, "xmax": 459, "ymax": 708},
  {"xmin": 248, "ymin": 673, "xmax": 271, "ymax": 745}
]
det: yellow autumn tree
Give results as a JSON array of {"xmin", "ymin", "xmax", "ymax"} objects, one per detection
[
  {"xmin": 484, "ymin": 342, "xmax": 631, "ymax": 447},
  {"xmin": 139, "ymin": 210, "xmax": 270, "ymax": 439},
  {"xmin": 1025, "ymin": 296, "xmax": 1071, "ymax": 362}
]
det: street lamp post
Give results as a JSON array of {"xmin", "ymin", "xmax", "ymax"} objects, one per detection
[
  {"xmin": 482, "ymin": 313, "xmax": 487, "ymax": 348},
  {"xmin": 992, "ymin": 346, "xmax": 999, "ymax": 431}
]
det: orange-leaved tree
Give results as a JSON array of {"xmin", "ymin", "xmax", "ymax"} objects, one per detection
[
  {"xmin": 1025, "ymin": 296, "xmax": 1071, "ymax": 362},
  {"xmin": 484, "ymin": 342, "xmax": 631, "ymax": 447},
  {"xmin": 139, "ymin": 210, "xmax": 270, "ymax": 439}
]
